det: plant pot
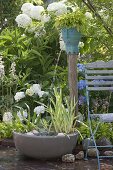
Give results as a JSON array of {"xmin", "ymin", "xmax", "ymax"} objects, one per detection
[
  {"xmin": 61, "ymin": 28, "xmax": 81, "ymax": 54},
  {"xmin": 13, "ymin": 132, "xmax": 78, "ymax": 159}
]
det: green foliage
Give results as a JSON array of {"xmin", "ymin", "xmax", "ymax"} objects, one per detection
[
  {"xmin": 55, "ymin": 9, "xmax": 88, "ymax": 34},
  {"xmin": 45, "ymin": 88, "xmax": 78, "ymax": 134},
  {"xmin": 0, "ymin": 120, "xmax": 30, "ymax": 139},
  {"xmin": 0, "ymin": 27, "xmax": 63, "ymax": 86},
  {"xmin": 77, "ymin": 121, "xmax": 113, "ymax": 144}
]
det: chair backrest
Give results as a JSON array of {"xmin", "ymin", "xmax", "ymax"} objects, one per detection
[{"xmin": 85, "ymin": 60, "xmax": 113, "ymax": 91}]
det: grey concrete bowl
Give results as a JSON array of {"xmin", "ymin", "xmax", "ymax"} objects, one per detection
[{"xmin": 13, "ymin": 132, "xmax": 78, "ymax": 159}]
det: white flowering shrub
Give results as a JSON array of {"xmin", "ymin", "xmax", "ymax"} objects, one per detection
[
  {"xmin": 14, "ymin": 92, "xmax": 25, "ymax": 102},
  {"xmin": 21, "ymin": 3, "xmax": 34, "ymax": 16},
  {"xmin": 15, "ymin": 14, "xmax": 32, "ymax": 28},
  {"xmin": 30, "ymin": 6, "xmax": 44, "ymax": 20},
  {"xmin": 3, "ymin": 112, "xmax": 13, "ymax": 123},
  {"xmin": 14, "ymin": 83, "xmax": 48, "ymax": 124},
  {"xmin": 47, "ymin": 1, "xmax": 67, "ymax": 16},
  {"xmin": 15, "ymin": 1, "xmax": 93, "ymax": 38}
]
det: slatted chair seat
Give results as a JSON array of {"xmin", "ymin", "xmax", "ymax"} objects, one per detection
[
  {"xmin": 85, "ymin": 60, "xmax": 113, "ymax": 170},
  {"xmin": 90, "ymin": 113, "xmax": 113, "ymax": 122}
]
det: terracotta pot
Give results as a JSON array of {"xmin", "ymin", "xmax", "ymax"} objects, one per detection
[{"xmin": 13, "ymin": 132, "xmax": 78, "ymax": 159}]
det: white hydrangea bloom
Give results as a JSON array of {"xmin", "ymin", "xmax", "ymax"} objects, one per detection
[
  {"xmin": 30, "ymin": 84, "xmax": 42, "ymax": 94},
  {"xmin": 85, "ymin": 12, "xmax": 93, "ymax": 19},
  {"xmin": 17, "ymin": 110, "xmax": 27, "ymax": 121},
  {"xmin": 47, "ymin": 2, "xmax": 67, "ymax": 16},
  {"xmin": 3, "ymin": 112, "xmax": 13, "ymax": 123},
  {"xmin": 15, "ymin": 14, "xmax": 32, "ymax": 28},
  {"xmin": 41, "ymin": 14, "xmax": 50, "ymax": 23},
  {"xmin": 34, "ymin": 105, "xmax": 45, "ymax": 116},
  {"xmin": 30, "ymin": 6, "xmax": 44, "ymax": 20},
  {"xmin": 38, "ymin": 90, "xmax": 45, "ymax": 97},
  {"xmin": 21, "ymin": 3, "xmax": 34, "ymax": 16},
  {"xmin": 26, "ymin": 88, "xmax": 34, "ymax": 96},
  {"xmin": 78, "ymin": 41, "xmax": 84, "ymax": 48},
  {"xmin": 14, "ymin": 92, "xmax": 25, "ymax": 102}
]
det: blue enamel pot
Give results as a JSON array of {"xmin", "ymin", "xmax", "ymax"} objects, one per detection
[{"xmin": 61, "ymin": 28, "xmax": 81, "ymax": 54}]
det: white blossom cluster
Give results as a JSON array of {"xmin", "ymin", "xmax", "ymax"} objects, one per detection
[
  {"xmin": 34, "ymin": 105, "xmax": 45, "ymax": 116},
  {"xmin": 14, "ymin": 92, "xmax": 25, "ymax": 102},
  {"xmin": 78, "ymin": 41, "xmax": 84, "ymax": 48},
  {"xmin": 26, "ymin": 84, "xmax": 47, "ymax": 97},
  {"xmin": 85, "ymin": 12, "xmax": 93, "ymax": 19},
  {"xmin": 98, "ymin": 9, "xmax": 109, "ymax": 20},
  {"xmin": 14, "ymin": 84, "xmax": 47, "ymax": 102},
  {"xmin": 15, "ymin": 2, "xmax": 50, "ymax": 30},
  {"xmin": 47, "ymin": 1, "xmax": 67, "ymax": 16},
  {"xmin": 17, "ymin": 110, "xmax": 27, "ymax": 121},
  {"xmin": 3, "ymin": 112, "xmax": 13, "ymax": 123},
  {"xmin": 15, "ymin": 14, "xmax": 32, "ymax": 28},
  {"xmin": 0, "ymin": 55, "xmax": 5, "ymax": 79},
  {"xmin": 9, "ymin": 62, "xmax": 17, "ymax": 79}
]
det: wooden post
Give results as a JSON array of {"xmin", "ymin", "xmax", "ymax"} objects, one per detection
[{"xmin": 67, "ymin": 53, "xmax": 78, "ymax": 115}]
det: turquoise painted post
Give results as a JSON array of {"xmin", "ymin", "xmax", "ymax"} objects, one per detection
[{"xmin": 62, "ymin": 28, "xmax": 81, "ymax": 115}]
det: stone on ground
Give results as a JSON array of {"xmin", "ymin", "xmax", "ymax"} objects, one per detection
[
  {"xmin": 62, "ymin": 154, "xmax": 75, "ymax": 163},
  {"xmin": 75, "ymin": 151, "xmax": 84, "ymax": 160}
]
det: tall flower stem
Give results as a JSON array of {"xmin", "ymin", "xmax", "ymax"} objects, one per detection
[{"xmin": 67, "ymin": 54, "xmax": 78, "ymax": 115}]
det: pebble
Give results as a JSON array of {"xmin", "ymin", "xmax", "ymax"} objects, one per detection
[
  {"xmin": 62, "ymin": 154, "xmax": 75, "ymax": 163},
  {"xmin": 104, "ymin": 151, "xmax": 113, "ymax": 156},
  {"xmin": 87, "ymin": 148, "xmax": 99, "ymax": 157},
  {"xmin": 75, "ymin": 151, "xmax": 84, "ymax": 160}
]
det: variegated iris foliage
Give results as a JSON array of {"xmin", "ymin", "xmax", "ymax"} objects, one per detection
[{"xmin": 39, "ymin": 88, "xmax": 87, "ymax": 134}]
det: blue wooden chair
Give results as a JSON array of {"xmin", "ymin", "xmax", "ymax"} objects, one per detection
[{"xmin": 85, "ymin": 61, "xmax": 113, "ymax": 170}]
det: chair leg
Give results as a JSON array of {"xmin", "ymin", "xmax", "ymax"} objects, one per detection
[{"xmin": 91, "ymin": 134, "xmax": 101, "ymax": 170}]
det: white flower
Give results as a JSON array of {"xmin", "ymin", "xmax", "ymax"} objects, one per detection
[
  {"xmin": 26, "ymin": 88, "xmax": 34, "ymax": 96},
  {"xmin": 38, "ymin": 90, "xmax": 45, "ymax": 97},
  {"xmin": 59, "ymin": 33, "xmax": 66, "ymax": 51},
  {"xmin": 78, "ymin": 41, "xmax": 84, "ymax": 48},
  {"xmin": 10, "ymin": 62, "xmax": 16, "ymax": 78},
  {"xmin": 30, "ymin": 84, "xmax": 46, "ymax": 97},
  {"xmin": 21, "ymin": 3, "xmax": 34, "ymax": 16},
  {"xmin": 17, "ymin": 110, "xmax": 27, "ymax": 121},
  {"xmin": 47, "ymin": 2, "xmax": 67, "ymax": 16},
  {"xmin": 34, "ymin": 105, "xmax": 45, "ymax": 116},
  {"xmin": 98, "ymin": 9, "xmax": 109, "ymax": 20},
  {"xmin": 85, "ymin": 12, "xmax": 93, "ymax": 19},
  {"xmin": 31, "ymin": 84, "xmax": 42, "ymax": 94},
  {"xmin": 60, "ymin": 40, "xmax": 65, "ymax": 51},
  {"xmin": 0, "ymin": 56, "xmax": 5, "ymax": 78},
  {"xmin": 41, "ymin": 14, "xmax": 50, "ymax": 23},
  {"xmin": 14, "ymin": 92, "xmax": 25, "ymax": 102},
  {"xmin": 30, "ymin": 6, "xmax": 44, "ymax": 20},
  {"xmin": 15, "ymin": 14, "xmax": 32, "ymax": 28},
  {"xmin": 3, "ymin": 112, "xmax": 13, "ymax": 123}
]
